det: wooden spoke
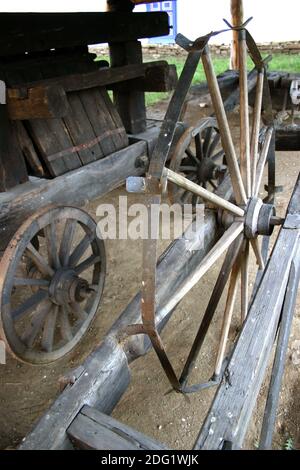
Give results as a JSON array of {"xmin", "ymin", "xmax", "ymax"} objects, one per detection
[
  {"xmin": 214, "ymin": 260, "xmax": 240, "ymax": 377},
  {"xmin": 211, "ymin": 149, "xmax": 225, "ymax": 161},
  {"xmin": 250, "ymin": 70, "xmax": 264, "ymax": 196},
  {"xmin": 12, "ymin": 289, "xmax": 48, "ymax": 321},
  {"xmin": 239, "ymin": 30, "xmax": 251, "ymax": 197},
  {"xmin": 241, "ymin": 240, "xmax": 250, "ymax": 322},
  {"xmin": 254, "ymin": 127, "xmax": 273, "ymax": 197},
  {"xmin": 59, "ymin": 218, "xmax": 77, "ymax": 267},
  {"xmin": 203, "ymin": 127, "xmax": 214, "ymax": 156},
  {"xmin": 69, "ymin": 233, "xmax": 93, "ymax": 267},
  {"xmin": 207, "ymin": 132, "xmax": 220, "ymax": 158},
  {"xmin": 166, "ymin": 168, "xmax": 245, "ymax": 217},
  {"xmin": 179, "ymin": 165, "xmax": 197, "ymax": 173},
  {"xmin": 74, "ymin": 255, "xmax": 101, "ymax": 275},
  {"xmin": 21, "ymin": 302, "xmax": 52, "ymax": 348},
  {"xmin": 202, "ymin": 47, "xmax": 247, "ymax": 205},
  {"xmin": 185, "ymin": 148, "xmax": 199, "ymax": 165},
  {"xmin": 41, "ymin": 305, "xmax": 58, "ymax": 353},
  {"xmin": 44, "ymin": 222, "xmax": 60, "ymax": 270},
  {"xmin": 70, "ymin": 302, "xmax": 89, "ymax": 321},
  {"xmin": 250, "ymin": 238, "xmax": 265, "ymax": 271},
  {"xmin": 26, "ymin": 243, "xmax": 54, "ymax": 277},
  {"xmin": 209, "ymin": 180, "xmax": 218, "ymax": 190},
  {"xmin": 60, "ymin": 306, "xmax": 73, "ymax": 342},
  {"xmin": 13, "ymin": 278, "xmax": 50, "ymax": 288},
  {"xmin": 195, "ymin": 133, "xmax": 204, "ymax": 161},
  {"xmin": 162, "ymin": 222, "xmax": 244, "ymax": 315}
]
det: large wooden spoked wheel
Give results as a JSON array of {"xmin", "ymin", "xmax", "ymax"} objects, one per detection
[
  {"xmin": 168, "ymin": 117, "xmax": 226, "ymax": 206},
  {"xmin": 135, "ymin": 28, "xmax": 279, "ymax": 393},
  {"xmin": 0, "ymin": 206, "xmax": 106, "ymax": 364}
]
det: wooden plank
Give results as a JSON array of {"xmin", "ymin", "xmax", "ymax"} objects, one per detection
[
  {"xmin": 19, "ymin": 212, "xmax": 218, "ymax": 449},
  {"xmin": 0, "ymin": 12, "xmax": 170, "ymax": 57},
  {"xmin": 98, "ymin": 88, "xmax": 129, "ymax": 151},
  {"xmin": 63, "ymin": 92, "xmax": 103, "ymax": 165},
  {"xmin": 7, "ymin": 85, "xmax": 69, "ymax": 120},
  {"xmin": 68, "ymin": 406, "xmax": 167, "ymax": 450},
  {"xmin": 194, "ymin": 174, "xmax": 300, "ymax": 450},
  {"xmin": 0, "ymin": 140, "xmax": 148, "ymax": 251},
  {"xmin": 0, "ymin": 82, "xmax": 28, "ymax": 191},
  {"xmin": 79, "ymin": 88, "xmax": 117, "ymax": 156},
  {"xmin": 14, "ymin": 121, "xmax": 46, "ymax": 177},
  {"xmin": 50, "ymin": 58, "xmax": 104, "ymax": 166}
]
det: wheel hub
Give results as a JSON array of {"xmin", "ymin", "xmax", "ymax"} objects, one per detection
[
  {"xmin": 49, "ymin": 268, "xmax": 92, "ymax": 305},
  {"xmin": 244, "ymin": 197, "xmax": 276, "ymax": 239}
]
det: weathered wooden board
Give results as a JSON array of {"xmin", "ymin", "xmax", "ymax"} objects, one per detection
[
  {"xmin": 0, "ymin": 12, "xmax": 170, "ymax": 57},
  {"xmin": 68, "ymin": 406, "xmax": 167, "ymax": 450},
  {"xmin": 0, "ymin": 88, "xmax": 28, "ymax": 191},
  {"xmin": 7, "ymin": 85, "xmax": 69, "ymax": 120},
  {"xmin": 11, "ymin": 61, "xmax": 173, "ymax": 94},
  {"xmin": 14, "ymin": 121, "xmax": 46, "ymax": 177},
  {"xmin": 194, "ymin": 174, "xmax": 300, "ymax": 450}
]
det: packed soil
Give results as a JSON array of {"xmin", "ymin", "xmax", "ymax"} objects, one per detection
[{"xmin": 0, "ymin": 95, "xmax": 299, "ymax": 451}]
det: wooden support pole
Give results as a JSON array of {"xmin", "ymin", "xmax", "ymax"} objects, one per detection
[
  {"xmin": 109, "ymin": 40, "xmax": 147, "ymax": 134},
  {"xmin": 0, "ymin": 81, "xmax": 28, "ymax": 192},
  {"xmin": 230, "ymin": 0, "xmax": 244, "ymax": 70}
]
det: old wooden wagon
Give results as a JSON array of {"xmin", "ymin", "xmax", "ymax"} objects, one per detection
[{"xmin": 0, "ymin": 0, "xmax": 299, "ymax": 451}]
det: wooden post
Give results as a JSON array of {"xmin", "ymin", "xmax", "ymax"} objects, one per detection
[
  {"xmin": 107, "ymin": 0, "xmax": 147, "ymax": 134},
  {"xmin": 0, "ymin": 81, "xmax": 28, "ymax": 191},
  {"xmin": 230, "ymin": 0, "xmax": 244, "ymax": 70},
  {"xmin": 109, "ymin": 41, "xmax": 147, "ymax": 134}
]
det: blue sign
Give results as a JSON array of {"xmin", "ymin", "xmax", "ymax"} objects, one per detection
[{"xmin": 147, "ymin": 1, "xmax": 177, "ymax": 44}]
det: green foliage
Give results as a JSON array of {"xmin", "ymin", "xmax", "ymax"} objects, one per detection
[
  {"xmin": 144, "ymin": 53, "xmax": 300, "ymax": 107},
  {"xmin": 283, "ymin": 437, "xmax": 294, "ymax": 451}
]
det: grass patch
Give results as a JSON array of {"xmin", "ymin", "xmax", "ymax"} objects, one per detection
[
  {"xmin": 95, "ymin": 53, "xmax": 300, "ymax": 107},
  {"xmin": 144, "ymin": 53, "xmax": 300, "ymax": 107}
]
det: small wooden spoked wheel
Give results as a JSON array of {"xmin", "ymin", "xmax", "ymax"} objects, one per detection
[
  {"xmin": 168, "ymin": 117, "xmax": 226, "ymax": 207},
  {"xmin": 0, "ymin": 206, "xmax": 106, "ymax": 363}
]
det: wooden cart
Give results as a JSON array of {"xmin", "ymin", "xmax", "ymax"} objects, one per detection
[{"xmin": 0, "ymin": 3, "xmax": 299, "ymax": 451}]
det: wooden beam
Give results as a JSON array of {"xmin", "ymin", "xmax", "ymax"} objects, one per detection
[
  {"xmin": 7, "ymin": 85, "xmax": 69, "ymax": 120},
  {"xmin": 0, "ymin": 12, "xmax": 170, "ymax": 57},
  {"xmin": 194, "ymin": 174, "xmax": 300, "ymax": 450},
  {"xmin": 109, "ymin": 63, "xmax": 178, "ymax": 92},
  {"xmin": 230, "ymin": 0, "xmax": 244, "ymax": 70},
  {"xmin": 67, "ymin": 406, "xmax": 167, "ymax": 450},
  {"xmin": 9, "ymin": 61, "xmax": 175, "ymax": 95}
]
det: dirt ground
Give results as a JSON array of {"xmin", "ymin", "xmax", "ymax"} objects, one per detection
[{"xmin": 0, "ymin": 97, "xmax": 299, "ymax": 450}]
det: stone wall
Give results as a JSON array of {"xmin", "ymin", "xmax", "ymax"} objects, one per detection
[{"xmin": 90, "ymin": 41, "xmax": 300, "ymax": 58}]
